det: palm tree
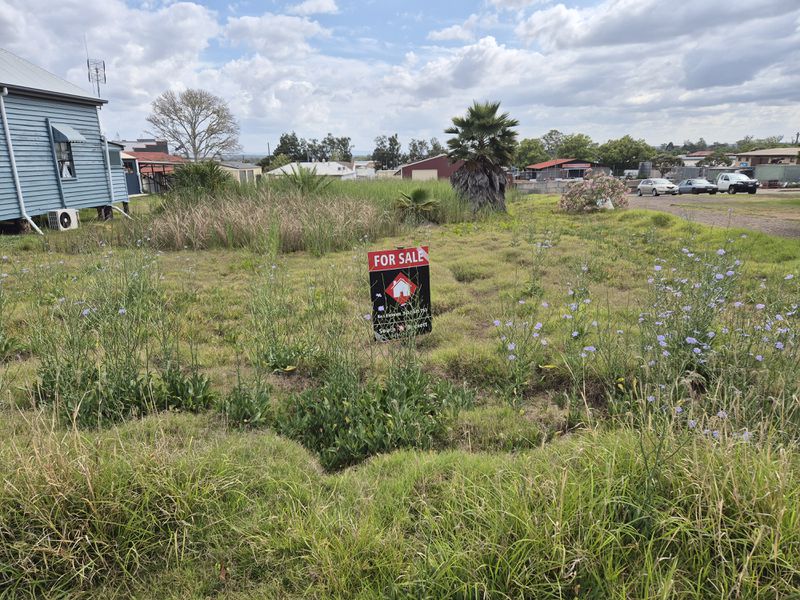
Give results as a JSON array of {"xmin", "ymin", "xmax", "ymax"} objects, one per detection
[{"xmin": 445, "ymin": 101, "xmax": 519, "ymax": 212}]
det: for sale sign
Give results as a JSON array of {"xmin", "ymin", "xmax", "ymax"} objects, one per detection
[{"xmin": 368, "ymin": 246, "xmax": 431, "ymax": 340}]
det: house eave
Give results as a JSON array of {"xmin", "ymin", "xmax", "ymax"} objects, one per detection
[{"xmin": 0, "ymin": 83, "xmax": 106, "ymax": 106}]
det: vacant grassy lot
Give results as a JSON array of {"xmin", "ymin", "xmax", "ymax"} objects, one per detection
[
  {"xmin": 674, "ymin": 196, "xmax": 800, "ymax": 221},
  {"xmin": 1, "ymin": 181, "xmax": 799, "ymax": 598}
]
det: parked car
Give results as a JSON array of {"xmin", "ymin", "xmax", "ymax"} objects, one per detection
[
  {"xmin": 637, "ymin": 178, "xmax": 678, "ymax": 196},
  {"xmin": 677, "ymin": 179, "xmax": 718, "ymax": 195},
  {"xmin": 717, "ymin": 173, "xmax": 759, "ymax": 194}
]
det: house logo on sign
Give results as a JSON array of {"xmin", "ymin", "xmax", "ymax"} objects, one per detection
[{"xmin": 386, "ymin": 273, "xmax": 417, "ymax": 305}]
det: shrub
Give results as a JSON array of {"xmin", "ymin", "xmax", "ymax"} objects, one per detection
[
  {"xmin": 279, "ymin": 165, "xmax": 333, "ymax": 195},
  {"xmin": 558, "ymin": 170, "xmax": 629, "ymax": 213},
  {"xmin": 171, "ymin": 161, "xmax": 231, "ymax": 195},
  {"xmin": 394, "ymin": 188, "xmax": 441, "ymax": 223},
  {"xmin": 275, "ymin": 357, "xmax": 473, "ymax": 470}
]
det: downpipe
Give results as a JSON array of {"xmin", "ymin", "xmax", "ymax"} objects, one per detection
[{"xmin": 1, "ymin": 87, "xmax": 43, "ymax": 234}]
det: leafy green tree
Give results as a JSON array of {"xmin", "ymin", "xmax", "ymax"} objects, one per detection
[
  {"xmin": 429, "ymin": 137, "xmax": 445, "ymax": 156},
  {"xmin": 274, "ymin": 132, "xmax": 306, "ymax": 161},
  {"xmin": 407, "ymin": 138, "xmax": 431, "ymax": 162},
  {"xmin": 542, "ymin": 129, "xmax": 565, "ymax": 158},
  {"xmin": 652, "ymin": 153, "xmax": 684, "ymax": 177},
  {"xmin": 598, "ymin": 135, "xmax": 655, "ymax": 175},
  {"xmin": 558, "ymin": 133, "xmax": 598, "ymax": 161},
  {"xmin": 258, "ymin": 153, "xmax": 291, "ymax": 171},
  {"xmin": 445, "ymin": 101, "xmax": 518, "ymax": 212},
  {"xmin": 681, "ymin": 138, "xmax": 708, "ymax": 153},
  {"xmin": 371, "ymin": 134, "xmax": 405, "ymax": 170},
  {"xmin": 697, "ymin": 149, "xmax": 733, "ymax": 167},
  {"xmin": 515, "ymin": 138, "xmax": 548, "ymax": 169},
  {"xmin": 322, "ymin": 133, "xmax": 353, "ymax": 161}
]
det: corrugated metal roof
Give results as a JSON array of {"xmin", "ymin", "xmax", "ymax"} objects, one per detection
[
  {"xmin": 526, "ymin": 158, "xmax": 575, "ymax": 170},
  {"xmin": 737, "ymin": 147, "xmax": 800, "ymax": 157},
  {"xmin": 396, "ymin": 154, "xmax": 449, "ymax": 170},
  {"xmin": 0, "ymin": 48, "xmax": 103, "ymax": 103},
  {"xmin": 127, "ymin": 151, "xmax": 187, "ymax": 164},
  {"xmin": 219, "ymin": 161, "xmax": 259, "ymax": 170}
]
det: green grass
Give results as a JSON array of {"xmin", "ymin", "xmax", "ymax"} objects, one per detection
[
  {"xmin": 2, "ymin": 413, "xmax": 798, "ymax": 598},
  {"xmin": 0, "ymin": 186, "xmax": 799, "ymax": 597}
]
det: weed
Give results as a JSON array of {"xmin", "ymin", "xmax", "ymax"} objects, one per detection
[{"xmin": 275, "ymin": 349, "xmax": 473, "ymax": 470}]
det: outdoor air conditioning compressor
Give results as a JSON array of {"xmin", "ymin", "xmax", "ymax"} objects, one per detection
[{"xmin": 47, "ymin": 208, "xmax": 79, "ymax": 231}]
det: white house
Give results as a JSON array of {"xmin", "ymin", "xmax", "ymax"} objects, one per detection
[{"xmin": 266, "ymin": 161, "xmax": 356, "ymax": 179}]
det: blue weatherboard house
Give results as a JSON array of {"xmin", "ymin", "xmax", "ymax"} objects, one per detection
[{"xmin": 0, "ymin": 48, "xmax": 127, "ymax": 230}]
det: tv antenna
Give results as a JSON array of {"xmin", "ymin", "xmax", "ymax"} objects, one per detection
[{"xmin": 86, "ymin": 58, "xmax": 106, "ymax": 98}]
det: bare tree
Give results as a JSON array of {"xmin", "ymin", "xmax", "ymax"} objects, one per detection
[{"xmin": 146, "ymin": 89, "xmax": 240, "ymax": 161}]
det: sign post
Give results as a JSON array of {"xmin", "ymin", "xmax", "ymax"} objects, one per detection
[{"xmin": 367, "ymin": 246, "xmax": 431, "ymax": 340}]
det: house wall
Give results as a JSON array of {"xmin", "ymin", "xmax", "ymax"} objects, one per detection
[
  {"xmin": 400, "ymin": 156, "xmax": 462, "ymax": 180},
  {"xmin": 0, "ymin": 93, "xmax": 126, "ymax": 221},
  {"xmin": 220, "ymin": 165, "xmax": 259, "ymax": 184},
  {"xmin": 0, "ymin": 104, "xmax": 14, "ymax": 219}
]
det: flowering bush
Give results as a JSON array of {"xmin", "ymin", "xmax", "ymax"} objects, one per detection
[{"xmin": 558, "ymin": 170, "xmax": 629, "ymax": 213}]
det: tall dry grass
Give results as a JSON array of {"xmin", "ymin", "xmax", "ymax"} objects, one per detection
[
  {"xmin": 128, "ymin": 179, "xmax": 471, "ymax": 255},
  {"xmin": 142, "ymin": 188, "xmax": 394, "ymax": 255}
]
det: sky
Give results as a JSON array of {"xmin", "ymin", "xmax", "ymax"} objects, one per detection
[{"xmin": 1, "ymin": 0, "xmax": 798, "ymax": 155}]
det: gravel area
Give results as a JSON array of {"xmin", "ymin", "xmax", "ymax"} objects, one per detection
[{"xmin": 629, "ymin": 193, "xmax": 800, "ymax": 239}]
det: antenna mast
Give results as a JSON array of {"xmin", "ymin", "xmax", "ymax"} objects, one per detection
[{"xmin": 86, "ymin": 58, "xmax": 106, "ymax": 98}]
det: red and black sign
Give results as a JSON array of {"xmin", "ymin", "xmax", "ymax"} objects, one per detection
[{"xmin": 368, "ymin": 246, "xmax": 431, "ymax": 340}]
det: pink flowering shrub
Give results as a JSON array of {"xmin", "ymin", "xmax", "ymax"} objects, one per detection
[{"xmin": 558, "ymin": 170, "xmax": 629, "ymax": 213}]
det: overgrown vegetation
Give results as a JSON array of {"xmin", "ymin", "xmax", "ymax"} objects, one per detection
[
  {"xmin": 0, "ymin": 191, "xmax": 798, "ymax": 597},
  {"xmin": 558, "ymin": 169, "xmax": 629, "ymax": 212},
  {"xmin": 171, "ymin": 160, "xmax": 232, "ymax": 195}
]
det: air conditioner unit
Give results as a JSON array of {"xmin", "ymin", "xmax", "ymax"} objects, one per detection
[{"xmin": 47, "ymin": 208, "xmax": 79, "ymax": 231}]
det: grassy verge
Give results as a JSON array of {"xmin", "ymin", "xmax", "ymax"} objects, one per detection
[{"xmin": 1, "ymin": 413, "xmax": 798, "ymax": 598}]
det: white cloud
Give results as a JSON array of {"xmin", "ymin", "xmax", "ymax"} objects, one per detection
[
  {"xmin": 516, "ymin": 0, "xmax": 798, "ymax": 50},
  {"xmin": 427, "ymin": 14, "xmax": 498, "ymax": 43},
  {"xmin": 224, "ymin": 13, "xmax": 330, "ymax": 58},
  {"xmin": 1, "ymin": 0, "xmax": 798, "ymax": 153},
  {"xmin": 287, "ymin": 0, "xmax": 338, "ymax": 16},
  {"xmin": 428, "ymin": 24, "xmax": 474, "ymax": 42}
]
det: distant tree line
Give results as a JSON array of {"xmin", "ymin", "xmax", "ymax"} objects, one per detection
[
  {"xmin": 513, "ymin": 130, "xmax": 794, "ymax": 174},
  {"xmin": 258, "ymin": 128, "xmax": 795, "ymax": 175},
  {"xmin": 258, "ymin": 132, "xmax": 445, "ymax": 171}
]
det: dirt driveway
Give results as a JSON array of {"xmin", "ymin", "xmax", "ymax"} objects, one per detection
[{"xmin": 629, "ymin": 192, "xmax": 800, "ymax": 239}]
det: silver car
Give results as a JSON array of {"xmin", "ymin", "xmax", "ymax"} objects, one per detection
[{"xmin": 637, "ymin": 178, "xmax": 678, "ymax": 196}]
